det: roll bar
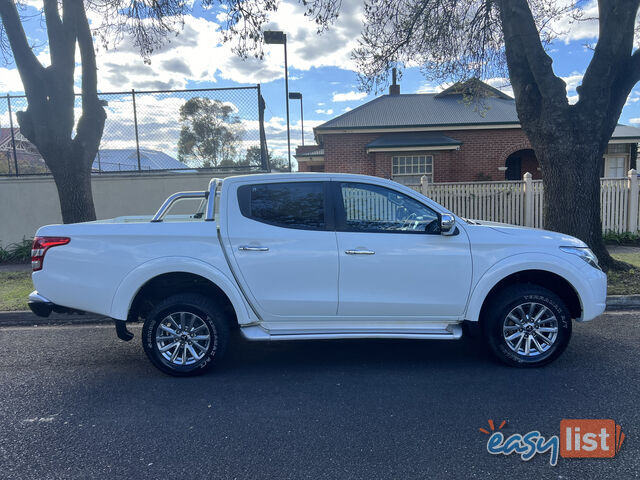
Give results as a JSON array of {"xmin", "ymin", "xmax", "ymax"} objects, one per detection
[{"xmin": 151, "ymin": 178, "xmax": 223, "ymax": 223}]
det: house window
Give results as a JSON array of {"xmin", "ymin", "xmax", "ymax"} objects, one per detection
[
  {"xmin": 605, "ymin": 156, "xmax": 626, "ymax": 178},
  {"xmin": 606, "ymin": 144, "xmax": 630, "ymax": 154},
  {"xmin": 603, "ymin": 144, "xmax": 630, "ymax": 178},
  {"xmin": 391, "ymin": 155, "xmax": 433, "ymax": 185}
]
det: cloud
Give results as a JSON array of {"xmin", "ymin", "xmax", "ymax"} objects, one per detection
[
  {"xmin": 550, "ymin": 1, "xmax": 599, "ymax": 44},
  {"xmin": 315, "ymin": 108, "xmax": 333, "ymax": 115},
  {"xmin": 0, "ymin": 67, "xmax": 24, "ymax": 93},
  {"xmin": 82, "ymin": 0, "xmax": 363, "ymax": 92},
  {"xmin": 629, "ymin": 118, "xmax": 640, "ymax": 124},
  {"xmin": 332, "ymin": 91, "xmax": 367, "ymax": 102}
]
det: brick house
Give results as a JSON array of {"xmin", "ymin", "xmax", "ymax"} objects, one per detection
[{"xmin": 296, "ymin": 80, "xmax": 640, "ymax": 185}]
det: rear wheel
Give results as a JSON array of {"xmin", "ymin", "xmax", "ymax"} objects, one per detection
[
  {"xmin": 142, "ymin": 293, "xmax": 229, "ymax": 376},
  {"xmin": 483, "ymin": 285, "xmax": 572, "ymax": 367}
]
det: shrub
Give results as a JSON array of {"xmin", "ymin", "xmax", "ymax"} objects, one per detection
[
  {"xmin": 0, "ymin": 238, "xmax": 33, "ymax": 263},
  {"xmin": 603, "ymin": 231, "xmax": 640, "ymax": 246}
]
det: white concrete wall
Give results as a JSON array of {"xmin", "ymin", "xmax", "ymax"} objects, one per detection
[{"xmin": 0, "ymin": 171, "xmax": 237, "ymax": 245}]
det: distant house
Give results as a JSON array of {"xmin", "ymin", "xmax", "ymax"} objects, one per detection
[
  {"xmin": 0, "ymin": 128, "xmax": 188, "ymax": 174},
  {"xmin": 0, "ymin": 128, "xmax": 47, "ymax": 174},
  {"xmin": 296, "ymin": 79, "xmax": 640, "ymax": 185},
  {"xmin": 93, "ymin": 148, "xmax": 188, "ymax": 172}
]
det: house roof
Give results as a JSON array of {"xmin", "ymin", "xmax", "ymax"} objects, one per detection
[
  {"xmin": 612, "ymin": 124, "xmax": 640, "ymax": 140},
  {"xmin": 295, "ymin": 148, "xmax": 324, "ymax": 158},
  {"xmin": 93, "ymin": 148, "xmax": 188, "ymax": 172},
  {"xmin": 315, "ymin": 87, "xmax": 640, "ymax": 141},
  {"xmin": 0, "ymin": 128, "xmax": 19, "ymax": 147},
  {"xmin": 366, "ymin": 132, "xmax": 462, "ymax": 149},
  {"xmin": 316, "ymin": 93, "xmax": 520, "ymax": 131}
]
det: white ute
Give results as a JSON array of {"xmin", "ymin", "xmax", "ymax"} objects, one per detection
[{"xmin": 28, "ymin": 173, "xmax": 607, "ymax": 375}]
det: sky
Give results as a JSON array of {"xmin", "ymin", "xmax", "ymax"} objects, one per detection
[{"xmin": 1, "ymin": 0, "xmax": 640, "ymax": 167}]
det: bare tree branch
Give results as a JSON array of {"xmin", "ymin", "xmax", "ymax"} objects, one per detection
[{"xmin": 0, "ymin": 0, "xmax": 45, "ymax": 93}]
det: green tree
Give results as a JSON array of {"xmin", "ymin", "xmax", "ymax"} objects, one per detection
[
  {"xmin": 178, "ymin": 98, "xmax": 244, "ymax": 168},
  {"xmin": 243, "ymin": 145, "xmax": 266, "ymax": 167}
]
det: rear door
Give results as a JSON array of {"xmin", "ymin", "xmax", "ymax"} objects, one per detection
[
  {"xmin": 225, "ymin": 180, "xmax": 339, "ymax": 321},
  {"xmin": 333, "ymin": 181, "xmax": 472, "ymax": 319}
]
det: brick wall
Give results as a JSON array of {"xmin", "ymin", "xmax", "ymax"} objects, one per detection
[{"xmin": 318, "ymin": 128, "xmax": 537, "ymax": 182}]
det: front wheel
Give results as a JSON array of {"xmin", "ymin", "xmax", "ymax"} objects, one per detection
[
  {"xmin": 142, "ymin": 293, "xmax": 229, "ymax": 376},
  {"xmin": 483, "ymin": 285, "xmax": 572, "ymax": 367}
]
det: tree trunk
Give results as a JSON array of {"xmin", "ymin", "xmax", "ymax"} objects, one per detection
[
  {"xmin": 531, "ymin": 133, "xmax": 614, "ymax": 270},
  {"xmin": 50, "ymin": 157, "xmax": 96, "ymax": 224}
]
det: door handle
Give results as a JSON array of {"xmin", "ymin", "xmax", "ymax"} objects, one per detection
[
  {"xmin": 345, "ymin": 249, "xmax": 375, "ymax": 255},
  {"xmin": 238, "ymin": 246, "xmax": 269, "ymax": 252}
]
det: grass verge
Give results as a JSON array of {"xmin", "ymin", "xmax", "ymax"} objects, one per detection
[
  {"xmin": 0, "ymin": 271, "xmax": 32, "ymax": 311},
  {"xmin": 608, "ymin": 252, "xmax": 640, "ymax": 295}
]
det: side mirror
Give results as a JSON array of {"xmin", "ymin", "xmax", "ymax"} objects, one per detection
[{"xmin": 440, "ymin": 213, "xmax": 456, "ymax": 236}]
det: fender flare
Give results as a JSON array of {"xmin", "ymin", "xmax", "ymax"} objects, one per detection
[
  {"xmin": 109, "ymin": 256, "xmax": 252, "ymax": 324},
  {"xmin": 464, "ymin": 253, "xmax": 586, "ymax": 323}
]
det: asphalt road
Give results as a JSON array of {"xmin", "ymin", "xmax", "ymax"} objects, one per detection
[{"xmin": 0, "ymin": 312, "xmax": 638, "ymax": 480}]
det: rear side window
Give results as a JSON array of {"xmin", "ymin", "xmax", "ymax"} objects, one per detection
[{"xmin": 238, "ymin": 182, "xmax": 326, "ymax": 230}]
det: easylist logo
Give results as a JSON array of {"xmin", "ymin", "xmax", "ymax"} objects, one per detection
[
  {"xmin": 560, "ymin": 419, "xmax": 625, "ymax": 458},
  {"xmin": 482, "ymin": 418, "xmax": 626, "ymax": 466}
]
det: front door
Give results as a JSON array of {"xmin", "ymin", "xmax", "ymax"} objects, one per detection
[
  {"xmin": 225, "ymin": 180, "xmax": 338, "ymax": 321},
  {"xmin": 333, "ymin": 181, "xmax": 472, "ymax": 319},
  {"xmin": 505, "ymin": 154, "xmax": 522, "ymax": 180}
]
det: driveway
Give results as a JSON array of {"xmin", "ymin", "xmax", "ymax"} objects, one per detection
[{"xmin": 0, "ymin": 311, "xmax": 637, "ymax": 479}]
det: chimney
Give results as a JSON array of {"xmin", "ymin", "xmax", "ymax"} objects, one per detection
[{"xmin": 389, "ymin": 67, "xmax": 400, "ymax": 96}]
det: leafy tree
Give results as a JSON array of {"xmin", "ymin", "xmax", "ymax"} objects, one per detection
[
  {"xmin": 0, "ymin": 0, "xmax": 186, "ymax": 223},
  {"xmin": 269, "ymin": 155, "xmax": 290, "ymax": 172},
  {"xmin": 243, "ymin": 145, "xmax": 266, "ymax": 167},
  {"xmin": 177, "ymin": 97, "xmax": 244, "ymax": 168}
]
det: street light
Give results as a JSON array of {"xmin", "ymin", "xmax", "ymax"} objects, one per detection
[
  {"xmin": 264, "ymin": 30, "xmax": 292, "ymax": 172},
  {"xmin": 288, "ymin": 92, "xmax": 304, "ymax": 146}
]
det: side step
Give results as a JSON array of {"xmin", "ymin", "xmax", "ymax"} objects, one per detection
[{"xmin": 240, "ymin": 324, "xmax": 463, "ymax": 342}]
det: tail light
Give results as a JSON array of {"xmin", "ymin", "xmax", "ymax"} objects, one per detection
[{"xmin": 31, "ymin": 236, "xmax": 70, "ymax": 271}]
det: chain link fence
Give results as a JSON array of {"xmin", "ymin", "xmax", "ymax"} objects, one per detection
[{"xmin": 0, "ymin": 86, "xmax": 268, "ymax": 176}]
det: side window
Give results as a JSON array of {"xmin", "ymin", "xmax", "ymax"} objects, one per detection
[
  {"xmin": 238, "ymin": 182, "xmax": 326, "ymax": 230},
  {"xmin": 339, "ymin": 182, "xmax": 440, "ymax": 233}
]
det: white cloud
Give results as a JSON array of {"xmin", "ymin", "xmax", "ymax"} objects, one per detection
[
  {"xmin": 80, "ymin": 0, "xmax": 364, "ymax": 92},
  {"xmin": 0, "ymin": 67, "xmax": 24, "ymax": 93},
  {"xmin": 629, "ymin": 118, "xmax": 640, "ymax": 124},
  {"xmin": 332, "ymin": 91, "xmax": 367, "ymax": 102},
  {"xmin": 550, "ymin": 1, "xmax": 599, "ymax": 44},
  {"xmin": 315, "ymin": 108, "xmax": 333, "ymax": 115},
  {"xmin": 343, "ymin": 107, "xmax": 352, "ymax": 112},
  {"xmin": 484, "ymin": 77, "xmax": 514, "ymax": 98},
  {"xmin": 415, "ymin": 82, "xmax": 445, "ymax": 94}
]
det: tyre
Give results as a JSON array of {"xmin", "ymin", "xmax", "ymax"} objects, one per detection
[
  {"xmin": 142, "ymin": 293, "xmax": 229, "ymax": 376},
  {"xmin": 483, "ymin": 284, "xmax": 572, "ymax": 367}
]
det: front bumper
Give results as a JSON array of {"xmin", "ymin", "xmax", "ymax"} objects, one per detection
[{"xmin": 578, "ymin": 267, "xmax": 608, "ymax": 322}]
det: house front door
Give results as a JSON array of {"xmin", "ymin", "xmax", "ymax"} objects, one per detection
[{"xmin": 505, "ymin": 154, "xmax": 522, "ymax": 180}]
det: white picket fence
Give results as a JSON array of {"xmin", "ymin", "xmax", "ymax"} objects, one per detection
[{"xmin": 412, "ymin": 169, "xmax": 640, "ymax": 233}]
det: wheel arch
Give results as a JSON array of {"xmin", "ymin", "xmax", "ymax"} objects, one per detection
[
  {"xmin": 110, "ymin": 257, "xmax": 253, "ymax": 325},
  {"xmin": 465, "ymin": 254, "xmax": 585, "ymax": 324}
]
